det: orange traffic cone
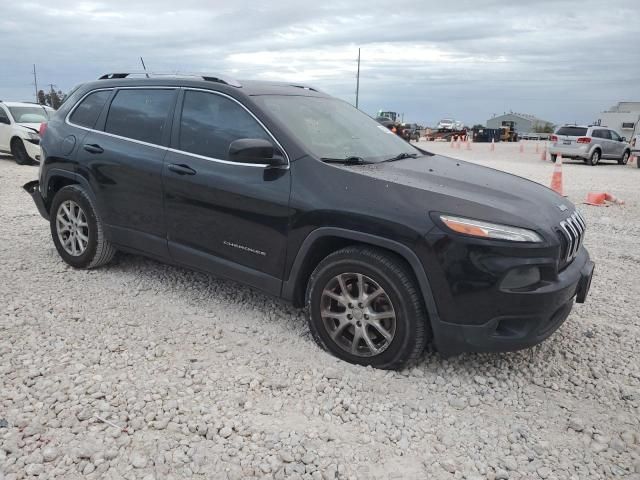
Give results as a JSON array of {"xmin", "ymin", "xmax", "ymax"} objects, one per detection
[
  {"xmin": 456, "ymin": 138, "xmax": 461, "ymax": 149},
  {"xmin": 519, "ymin": 142, "xmax": 524, "ymax": 153},
  {"xmin": 585, "ymin": 192, "xmax": 606, "ymax": 206},
  {"xmin": 540, "ymin": 146, "xmax": 547, "ymax": 161},
  {"xmin": 450, "ymin": 137, "xmax": 454, "ymax": 148},
  {"xmin": 490, "ymin": 138, "xmax": 495, "ymax": 152},
  {"xmin": 550, "ymin": 154, "xmax": 564, "ymax": 195},
  {"xmin": 604, "ymin": 192, "xmax": 625, "ymax": 205},
  {"xmin": 630, "ymin": 154, "xmax": 637, "ymax": 165}
]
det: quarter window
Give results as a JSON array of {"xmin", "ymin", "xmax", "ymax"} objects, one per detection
[
  {"xmin": 178, "ymin": 90, "xmax": 269, "ymax": 160},
  {"xmin": 69, "ymin": 90, "xmax": 112, "ymax": 129},
  {"xmin": 105, "ymin": 89, "xmax": 175, "ymax": 145}
]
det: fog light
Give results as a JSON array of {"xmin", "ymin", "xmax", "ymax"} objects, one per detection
[{"xmin": 500, "ymin": 266, "xmax": 540, "ymax": 289}]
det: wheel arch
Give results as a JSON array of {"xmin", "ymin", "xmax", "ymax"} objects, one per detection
[
  {"xmin": 282, "ymin": 228, "xmax": 440, "ymax": 326},
  {"xmin": 43, "ymin": 169, "xmax": 99, "ymax": 215}
]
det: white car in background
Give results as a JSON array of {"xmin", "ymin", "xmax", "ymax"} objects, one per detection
[
  {"xmin": 0, "ymin": 101, "xmax": 53, "ymax": 164},
  {"xmin": 437, "ymin": 118, "xmax": 455, "ymax": 130}
]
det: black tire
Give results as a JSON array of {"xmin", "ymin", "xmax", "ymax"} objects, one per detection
[
  {"xmin": 588, "ymin": 149, "xmax": 601, "ymax": 166},
  {"xmin": 49, "ymin": 185, "xmax": 116, "ymax": 269},
  {"xmin": 619, "ymin": 150, "xmax": 630, "ymax": 165},
  {"xmin": 550, "ymin": 154, "xmax": 557, "ymax": 163},
  {"xmin": 305, "ymin": 246, "xmax": 429, "ymax": 370},
  {"xmin": 11, "ymin": 138, "xmax": 34, "ymax": 165}
]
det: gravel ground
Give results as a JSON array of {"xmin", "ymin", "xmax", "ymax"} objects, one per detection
[{"xmin": 1, "ymin": 143, "xmax": 639, "ymax": 480}]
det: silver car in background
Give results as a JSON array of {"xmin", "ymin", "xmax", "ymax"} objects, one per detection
[{"xmin": 549, "ymin": 125, "xmax": 631, "ymax": 166}]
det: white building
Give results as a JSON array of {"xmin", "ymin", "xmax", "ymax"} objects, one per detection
[{"xmin": 596, "ymin": 102, "xmax": 640, "ymax": 138}]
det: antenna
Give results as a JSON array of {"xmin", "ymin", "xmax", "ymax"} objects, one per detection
[
  {"xmin": 140, "ymin": 57, "xmax": 149, "ymax": 78},
  {"xmin": 355, "ymin": 48, "xmax": 360, "ymax": 109}
]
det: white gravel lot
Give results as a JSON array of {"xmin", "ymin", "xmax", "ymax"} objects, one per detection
[{"xmin": 1, "ymin": 142, "xmax": 639, "ymax": 480}]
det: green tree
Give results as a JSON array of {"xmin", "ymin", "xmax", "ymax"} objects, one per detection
[
  {"xmin": 37, "ymin": 90, "xmax": 47, "ymax": 105},
  {"xmin": 45, "ymin": 90, "xmax": 64, "ymax": 110},
  {"xmin": 534, "ymin": 122, "xmax": 555, "ymax": 133}
]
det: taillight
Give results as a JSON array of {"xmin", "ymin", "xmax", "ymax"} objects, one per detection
[
  {"xmin": 550, "ymin": 135, "xmax": 558, "ymax": 142},
  {"xmin": 577, "ymin": 137, "xmax": 591, "ymax": 144},
  {"xmin": 39, "ymin": 122, "xmax": 48, "ymax": 137}
]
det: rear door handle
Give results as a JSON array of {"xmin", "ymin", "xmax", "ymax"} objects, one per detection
[
  {"xmin": 167, "ymin": 163, "xmax": 196, "ymax": 175},
  {"xmin": 83, "ymin": 144, "xmax": 104, "ymax": 154}
]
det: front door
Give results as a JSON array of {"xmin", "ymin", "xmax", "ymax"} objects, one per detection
[
  {"xmin": 608, "ymin": 130, "xmax": 625, "ymax": 158},
  {"xmin": 163, "ymin": 89, "xmax": 291, "ymax": 295},
  {"xmin": 0, "ymin": 106, "xmax": 12, "ymax": 152}
]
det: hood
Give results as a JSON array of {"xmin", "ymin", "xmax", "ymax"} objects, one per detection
[
  {"xmin": 17, "ymin": 123, "xmax": 41, "ymax": 134},
  {"xmin": 349, "ymin": 154, "xmax": 574, "ymax": 232}
]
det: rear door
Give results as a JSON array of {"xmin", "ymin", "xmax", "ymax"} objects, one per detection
[
  {"xmin": 163, "ymin": 88, "xmax": 291, "ymax": 295},
  {"xmin": 597, "ymin": 129, "xmax": 614, "ymax": 158},
  {"xmin": 75, "ymin": 87, "xmax": 177, "ymax": 257}
]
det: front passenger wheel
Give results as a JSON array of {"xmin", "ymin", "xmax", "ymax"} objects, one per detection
[
  {"xmin": 619, "ymin": 151, "xmax": 630, "ymax": 165},
  {"xmin": 50, "ymin": 185, "xmax": 116, "ymax": 269},
  {"xmin": 11, "ymin": 138, "xmax": 33, "ymax": 165},
  {"xmin": 305, "ymin": 246, "xmax": 429, "ymax": 369}
]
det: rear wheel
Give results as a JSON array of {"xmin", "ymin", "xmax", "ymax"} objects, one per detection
[
  {"xmin": 619, "ymin": 150, "xmax": 630, "ymax": 165},
  {"xmin": 11, "ymin": 138, "xmax": 33, "ymax": 165},
  {"xmin": 305, "ymin": 246, "xmax": 429, "ymax": 369},
  {"xmin": 588, "ymin": 149, "xmax": 601, "ymax": 166},
  {"xmin": 50, "ymin": 185, "xmax": 116, "ymax": 269}
]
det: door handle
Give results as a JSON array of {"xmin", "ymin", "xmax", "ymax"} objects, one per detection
[
  {"xmin": 83, "ymin": 144, "xmax": 104, "ymax": 154},
  {"xmin": 167, "ymin": 163, "xmax": 196, "ymax": 175}
]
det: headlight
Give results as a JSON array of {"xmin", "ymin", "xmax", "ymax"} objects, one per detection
[
  {"xmin": 440, "ymin": 215, "xmax": 543, "ymax": 242},
  {"xmin": 26, "ymin": 131, "xmax": 40, "ymax": 141}
]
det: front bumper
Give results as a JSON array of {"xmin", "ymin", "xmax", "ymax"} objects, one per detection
[
  {"xmin": 23, "ymin": 180, "xmax": 49, "ymax": 220},
  {"xmin": 24, "ymin": 140, "xmax": 41, "ymax": 163},
  {"xmin": 427, "ymin": 246, "xmax": 594, "ymax": 356}
]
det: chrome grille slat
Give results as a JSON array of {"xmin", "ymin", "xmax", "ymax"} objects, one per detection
[{"xmin": 558, "ymin": 210, "xmax": 586, "ymax": 264}]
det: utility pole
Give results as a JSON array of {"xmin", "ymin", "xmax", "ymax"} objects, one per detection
[
  {"xmin": 355, "ymin": 48, "xmax": 360, "ymax": 109},
  {"xmin": 32, "ymin": 64, "xmax": 38, "ymax": 103}
]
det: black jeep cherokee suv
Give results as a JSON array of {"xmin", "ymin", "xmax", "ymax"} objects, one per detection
[{"xmin": 24, "ymin": 73, "xmax": 594, "ymax": 369}]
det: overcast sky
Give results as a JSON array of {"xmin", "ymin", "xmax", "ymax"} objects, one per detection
[{"xmin": 1, "ymin": 0, "xmax": 638, "ymax": 126}]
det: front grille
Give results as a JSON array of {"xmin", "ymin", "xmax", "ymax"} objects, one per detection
[{"xmin": 558, "ymin": 210, "xmax": 586, "ymax": 266}]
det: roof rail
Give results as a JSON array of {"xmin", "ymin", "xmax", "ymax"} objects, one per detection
[{"xmin": 98, "ymin": 72, "xmax": 242, "ymax": 88}]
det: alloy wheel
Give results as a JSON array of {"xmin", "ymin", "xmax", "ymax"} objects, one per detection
[
  {"xmin": 56, "ymin": 200, "xmax": 89, "ymax": 256},
  {"xmin": 320, "ymin": 272, "xmax": 396, "ymax": 357}
]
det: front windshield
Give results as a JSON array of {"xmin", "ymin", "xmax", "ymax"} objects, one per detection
[
  {"xmin": 254, "ymin": 96, "xmax": 420, "ymax": 163},
  {"xmin": 8, "ymin": 106, "xmax": 50, "ymax": 124}
]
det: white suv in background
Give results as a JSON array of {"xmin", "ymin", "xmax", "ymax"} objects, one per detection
[
  {"xmin": 0, "ymin": 101, "xmax": 54, "ymax": 165},
  {"xmin": 549, "ymin": 125, "xmax": 631, "ymax": 166}
]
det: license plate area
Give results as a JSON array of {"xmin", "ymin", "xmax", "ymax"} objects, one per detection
[{"xmin": 563, "ymin": 140, "xmax": 572, "ymax": 145}]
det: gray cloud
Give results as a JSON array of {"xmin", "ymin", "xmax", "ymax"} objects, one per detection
[{"xmin": 1, "ymin": 0, "xmax": 638, "ymax": 126}]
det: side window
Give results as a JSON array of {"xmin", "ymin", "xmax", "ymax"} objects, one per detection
[
  {"xmin": 599, "ymin": 130, "xmax": 612, "ymax": 140},
  {"xmin": 69, "ymin": 90, "xmax": 112, "ymax": 129},
  {"xmin": 105, "ymin": 89, "xmax": 175, "ymax": 145},
  {"xmin": 591, "ymin": 130, "xmax": 601, "ymax": 139},
  {"xmin": 178, "ymin": 90, "xmax": 269, "ymax": 160},
  {"xmin": 0, "ymin": 107, "xmax": 10, "ymax": 124},
  {"xmin": 609, "ymin": 130, "xmax": 621, "ymax": 141}
]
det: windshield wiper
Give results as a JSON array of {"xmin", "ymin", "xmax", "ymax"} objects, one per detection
[
  {"xmin": 382, "ymin": 152, "xmax": 419, "ymax": 162},
  {"xmin": 321, "ymin": 156, "xmax": 369, "ymax": 165}
]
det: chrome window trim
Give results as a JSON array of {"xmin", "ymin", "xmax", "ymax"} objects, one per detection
[{"xmin": 64, "ymin": 86, "xmax": 290, "ymax": 170}]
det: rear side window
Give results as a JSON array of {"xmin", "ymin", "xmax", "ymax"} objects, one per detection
[
  {"xmin": 556, "ymin": 126, "xmax": 587, "ymax": 137},
  {"xmin": 0, "ymin": 107, "xmax": 10, "ymax": 124},
  {"xmin": 178, "ymin": 90, "xmax": 269, "ymax": 160},
  {"xmin": 105, "ymin": 89, "xmax": 175, "ymax": 145},
  {"xmin": 69, "ymin": 90, "xmax": 112, "ymax": 129}
]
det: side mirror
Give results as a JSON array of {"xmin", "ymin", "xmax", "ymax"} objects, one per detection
[
  {"xmin": 228, "ymin": 138, "xmax": 286, "ymax": 166},
  {"xmin": 620, "ymin": 137, "xmax": 626, "ymax": 142}
]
